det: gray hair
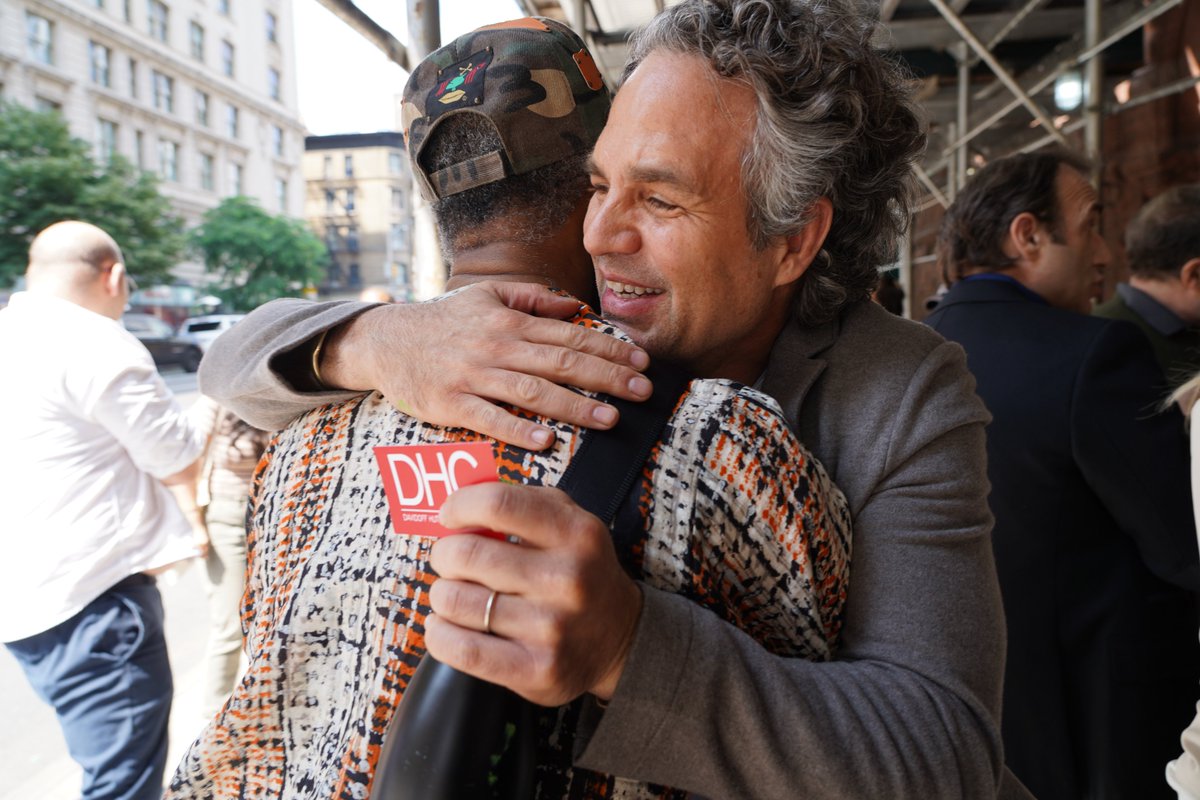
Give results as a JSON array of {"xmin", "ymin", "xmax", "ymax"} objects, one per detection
[
  {"xmin": 624, "ymin": 0, "xmax": 927, "ymax": 325},
  {"xmin": 421, "ymin": 113, "xmax": 589, "ymax": 262},
  {"xmin": 1125, "ymin": 185, "xmax": 1200, "ymax": 279}
]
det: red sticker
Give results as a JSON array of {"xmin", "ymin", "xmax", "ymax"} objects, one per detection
[{"xmin": 373, "ymin": 442, "xmax": 501, "ymax": 538}]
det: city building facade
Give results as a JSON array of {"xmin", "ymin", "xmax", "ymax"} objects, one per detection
[
  {"xmin": 303, "ymin": 132, "xmax": 415, "ymax": 301},
  {"xmin": 0, "ymin": 0, "xmax": 306, "ymax": 284}
]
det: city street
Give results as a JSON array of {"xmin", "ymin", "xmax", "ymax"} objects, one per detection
[{"xmin": 0, "ymin": 369, "xmax": 217, "ymax": 798}]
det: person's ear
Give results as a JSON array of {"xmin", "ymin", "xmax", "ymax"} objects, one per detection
[
  {"xmin": 1005, "ymin": 212, "xmax": 1044, "ymax": 264},
  {"xmin": 105, "ymin": 261, "xmax": 127, "ymax": 298},
  {"xmin": 1180, "ymin": 257, "xmax": 1200, "ymax": 294},
  {"xmin": 774, "ymin": 197, "xmax": 833, "ymax": 288}
]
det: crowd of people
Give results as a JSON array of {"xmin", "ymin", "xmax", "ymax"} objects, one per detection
[{"xmin": 3, "ymin": 1, "xmax": 1200, "ymax": 799}]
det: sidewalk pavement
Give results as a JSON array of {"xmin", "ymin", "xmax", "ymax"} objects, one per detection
[{"xmin": 1, "ymin": 562, "xmax": 219, "ymax": 799}]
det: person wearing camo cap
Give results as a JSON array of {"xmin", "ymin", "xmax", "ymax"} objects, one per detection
[{"xmin": 167, "ymin": 16, "xmax": 853, "ymax": 798}]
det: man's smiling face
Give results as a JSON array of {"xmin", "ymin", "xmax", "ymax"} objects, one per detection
[{"xmin": 584, "ymin": 51, "xmax": 802, "ymax": 382}]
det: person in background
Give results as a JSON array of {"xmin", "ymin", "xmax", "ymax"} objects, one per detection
[
  {"xmin": 1094, "ymin": 185, "xmax": 1200, "ymax": 390},
  {"xmin": 0, "ymin": 220, "xmax": 206, "ymax": 800},
  {"xmin": 1168, "ymin": 371, "xmax": 1200, "ymax": 800},
  {"xmin": 929, "ymin": 150, "xmax": 1200, "ymax": 799},
  {"xmin": 191, "ymin": 395, "xmax": 271, "ymax": 721}
]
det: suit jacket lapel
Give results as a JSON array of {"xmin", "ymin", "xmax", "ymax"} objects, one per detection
[{"xmin": 760, "ymin": 315, "xmax": 837, "ymax": 429}]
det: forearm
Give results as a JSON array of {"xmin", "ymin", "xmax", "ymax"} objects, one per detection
[
  {"xmin": 163, "ymin": 459, "xmax": 208, "ymax": 547},
  {"xmin": 198, "ymin": 297, "xmax": 380, "ymax": 430},
  {"xmin": 578, "ymin": 586, "xmax": 1003, "ymax": 799},
  {"xmin": 576, "ymin": 348, "xmax": 1006, "ymax": 798}
]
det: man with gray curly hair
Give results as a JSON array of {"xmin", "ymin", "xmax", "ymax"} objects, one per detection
[{"xmin": 202, "ymin": 1, "xmax": 1013, "ymax": 797}]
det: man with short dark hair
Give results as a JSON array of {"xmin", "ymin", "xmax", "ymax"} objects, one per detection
[
  {"xmin": 1094, "ymin": 184, "xmax": 1200, "ymax": 388},
  {"xmin": 928, "ymin": 150, "xmax": 1200, "ymax": 799}
]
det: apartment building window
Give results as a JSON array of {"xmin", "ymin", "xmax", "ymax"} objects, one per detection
[
  {"xmin": 152, "ymin": 71, "xmax": 174, "ymax": 113},
  {"xmin": 348, "ymin": 263, "xmax": 361, "ymax": 287},
  {"xmin": 96, "ymin": 118, "xmax": 118, "ymax": 163},
  {"xmin": 135, "ymin": 130, "xmax": 145, "ymax": 169},
  {"xmin": 217, "ymin": 0, "xmax": 230, "ymax": 16},
  {"xmin": 35, "ymin": 96, "xmax": 61, "ymax": 112},
  {"xmin": 346, "ymin": 226, "xmax": 359, "ymax": 253},
  {"xmin": 123, "ymin": 0, "xmax": 132, "ymax": 22},
  {"xmin": 228, "ymin": 162, "xmax": 243, "ymax": 195},
  {"xmin": 391, "ymin": 188, "xmax": 404, "ymax": 212},
  {"xmin": 275, "ymin": 178, "xmax": 287, "ymax": 212},
  {"xmin": 265, "ymin": 11, "xmax": 277, "ymax": 43},
  {"xmin": 128, "ymin": 58, "xmax": 138, "ymax": 98},
  {"xmin": 158, "ymin": 139, "xmax": 179, "ymax": 181},
  {"xmin": 344, "ymin": 188, "xmax": 356, "ymax": 213},
  {"xmin": 268, "ymin": 67, "xmax": 281, "ymax": 102},
  {"xmin": 189, "ymin": 21, "xmax": 204, "ymax": 61},
  {"xmin": 271, "ymin": 124, "xmax": 283, "ymax": 156},
  {"xmin": 388, "ymin": 151, "xmax": 403, "ymax": 174},
  {"xmin": 323, "ymin": 156, "xmax": 332, "ymax": 178},
  {"xmin": 226, "ymin": 104, "xmax": 238, "ymax": 138},
  {"xmin": 221, "ymin": 41, "xmax": 234, "ymax": 77},
  {"xmin": 94, "ymin": 0, "xmax": 105, "ymax": 9},
  {"xmin": 26, "ymin": 13, "xmax": 53, "ymax": 65},
  {"xmin": 89, "ymin": 41, "xmax": 111, "ymax": 87},
  {"xmin": 390, "ymin": 223, "xmax": 407, "ymax": 251},
  {"xmin": 325, "ymin": 190, "xmax": 335, "ymax": 214},
  {"xmin": 344, "ymin": 155, "xmax": 353, "ymax": 177},
  {"xmin": 147, "ymin": 0, "xmax": 168, "ymax": 42},
  {"xmin": 199, "ymin": 152, "xmax": 214, "ymax": 191},
  {"xmin": 195, "ymin": 90, "xmax": 209, "ymax": 126}
]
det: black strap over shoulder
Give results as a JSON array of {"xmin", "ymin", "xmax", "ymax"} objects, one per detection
[{"xmin": 554, "ymin": 360, "xmax": 692, "ymax": 527}]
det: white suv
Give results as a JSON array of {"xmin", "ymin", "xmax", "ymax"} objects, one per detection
[{"xmin": 178, "ymin": 314, "xmax": 246, "ymax": 353}]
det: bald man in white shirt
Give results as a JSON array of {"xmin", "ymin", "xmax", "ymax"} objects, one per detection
[{"xmin": 0, "ymin": 221, "xmax": 206, "ymax": 800}]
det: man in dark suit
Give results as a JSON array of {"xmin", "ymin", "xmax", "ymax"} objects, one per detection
[
  {"xmin": 1094, "ymin": 185, "xmax": 1200, "ymax": 391},
  {"xmin": 927, "ymin": 150, "xmax": 1200, "ymax": 800}
]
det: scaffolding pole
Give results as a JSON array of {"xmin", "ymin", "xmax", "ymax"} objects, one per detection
[
  {"xmin": 406, "ymin": 0, "xmax": 443, "ymax": 300},
  {"xmin": 1084, "ymin": 0, "xmax": 1103, "ymax": 175}
]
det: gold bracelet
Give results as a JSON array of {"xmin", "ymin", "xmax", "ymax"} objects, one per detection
[{"xmin": 311, "ymin": 328, "xmax": 330, "ymax": 390}]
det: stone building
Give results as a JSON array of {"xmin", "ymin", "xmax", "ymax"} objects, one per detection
[
  {"xmin": 303, "ymin": 132, "xmax": 415, "ymax": 301},
  {"xmin": 0, "ymin": 0, "xmax": 306, "ymax": 283}
]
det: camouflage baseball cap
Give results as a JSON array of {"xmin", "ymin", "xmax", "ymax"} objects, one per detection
[{"xmin": 400, "ymin": 17, "xmax": 610, "ymax": 201}]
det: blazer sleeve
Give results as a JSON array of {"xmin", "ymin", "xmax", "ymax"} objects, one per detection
[
  {"xmin": 575, "ymin": 342, "xmax": 1006, "ymax": 799},
  {"xmin": 198, "ymin": 297, "xmax": 379, "ymax": 430},
  {"xmin": 1071, "ymin": 320, "xmax": 1200, "ymax": 591}
]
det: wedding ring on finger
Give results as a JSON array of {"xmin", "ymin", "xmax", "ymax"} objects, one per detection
[{"xmin": 483, "ymin": 589, "xmax": 499, "ymax": 636}]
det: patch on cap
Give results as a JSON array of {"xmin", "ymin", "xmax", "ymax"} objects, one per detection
[
  {"xmin": 427, "ymin": 49, "xmax": 492, "ymax": 118},
  {"xmin": 572, "ymin": 49, "xmax": 604, "ymax": 92}
]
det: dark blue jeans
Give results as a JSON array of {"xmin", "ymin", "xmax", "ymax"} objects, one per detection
[{"xmin": 6, "ymin": 573, "xmax": 173, "ymax": 800}]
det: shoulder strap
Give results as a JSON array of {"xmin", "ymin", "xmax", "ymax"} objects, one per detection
[{"xmin": 555, "ymin": 360, "xmax": 692, "ymax": 526}]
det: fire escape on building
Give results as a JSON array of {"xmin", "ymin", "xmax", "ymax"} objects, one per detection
[{"xmin": 317, "ymin": 173, "xmax": 361, "ymax": 293}]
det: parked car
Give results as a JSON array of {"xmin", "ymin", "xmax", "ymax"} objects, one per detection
[
  {"xmin": 122, "ymin": 313, "xmax": 203, "ymax": 372},
  {"xmin": 178, "ymin": 314, "xmax": 247, "ymax": 353}
]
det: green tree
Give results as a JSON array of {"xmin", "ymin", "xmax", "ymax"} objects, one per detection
[
  {"xmin": 191, "ymin": 196, "xmax": 326, "ymax": 311},
  {"xmin": 0, "ymin": 101, "xmax": 185, "ymax": 287}
]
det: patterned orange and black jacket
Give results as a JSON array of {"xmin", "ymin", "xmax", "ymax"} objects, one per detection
[{"xmin": 166, "ymin": 305, "xmax": 851, "ymax": 800}]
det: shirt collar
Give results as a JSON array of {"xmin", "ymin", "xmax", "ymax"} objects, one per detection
[
  {"xmin": 1116, "ymin": 283, "xmax": 1187, "ymax": 336},
  {"xmin": 959, "ymin": 272, "xmax": 1050, "ymax": 305}
]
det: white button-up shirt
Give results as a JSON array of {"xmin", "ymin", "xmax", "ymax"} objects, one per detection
[{"xmin": 0, "ymin": 291, "xmax": 205, "ymax": 642}]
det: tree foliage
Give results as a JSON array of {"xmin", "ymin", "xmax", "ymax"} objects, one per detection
[
  {"xmin": 191, "ymin": 196, "xmax": 326, "ymax": 311},
  {"xmin": 0, "ymin": 101, "xmax": 185, "ymax": 287}
]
